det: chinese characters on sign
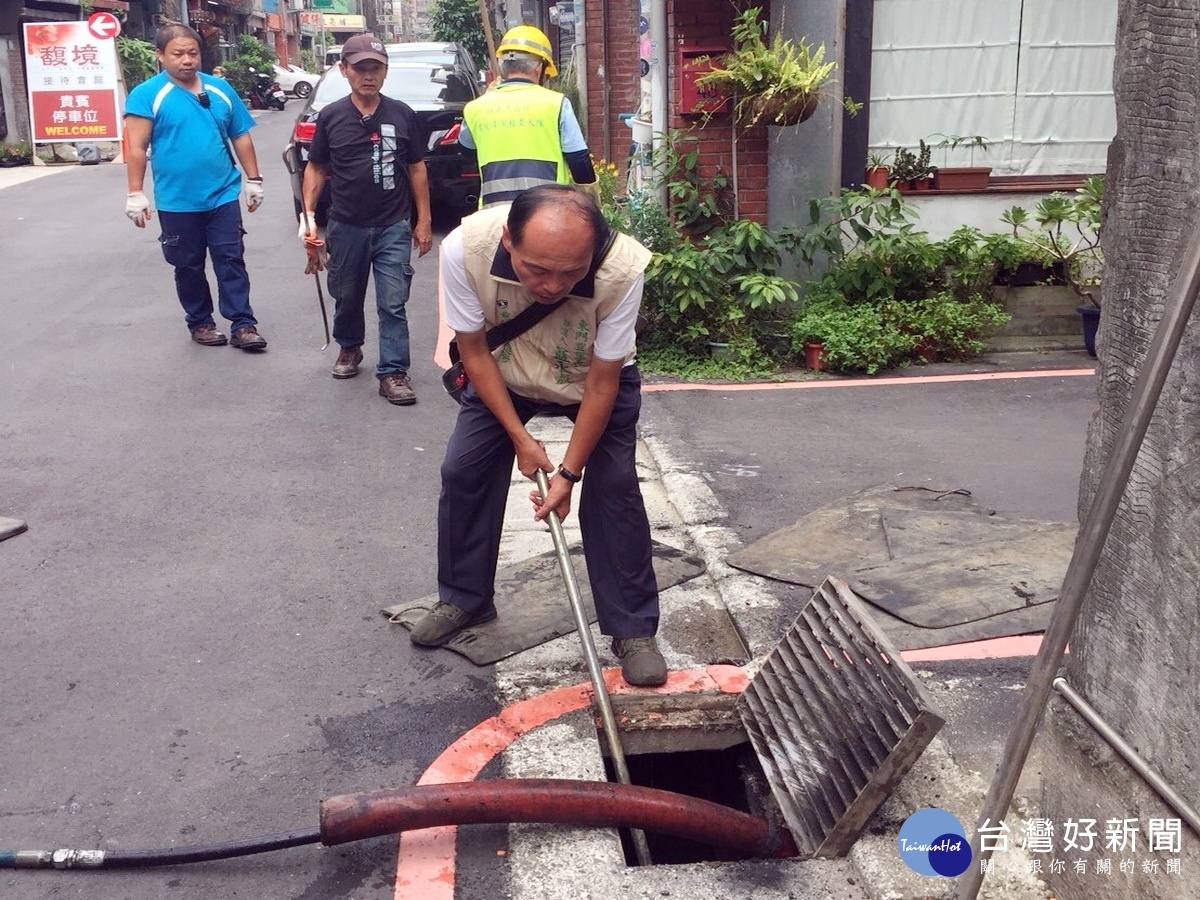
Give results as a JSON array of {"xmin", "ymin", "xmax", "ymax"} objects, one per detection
[
  {"xmin": 23, "ymin": 17, "xmax": 122, "ymax": 143},
  {"xmin": 976, "ymin": 816, "xmax": 1184, "ymax": 878}
]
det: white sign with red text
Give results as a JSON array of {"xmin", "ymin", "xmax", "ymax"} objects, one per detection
[{"xmin": 23, "ymin": 20, "xmax": 122, "ymax": 143}]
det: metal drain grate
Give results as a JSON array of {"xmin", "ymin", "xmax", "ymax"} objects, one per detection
[{"xmin": 737, "ymin": 576, "xmax": 944, "ymax": 858}]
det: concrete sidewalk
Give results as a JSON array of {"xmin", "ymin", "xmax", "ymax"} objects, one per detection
[{"xmin": 473, "ymin": 413, "xmax": 1054, "ymax": 900}]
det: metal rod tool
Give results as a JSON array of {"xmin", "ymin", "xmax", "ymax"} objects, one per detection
[
  {"xmin": 534, "ymin": 468, "xmax": 653, "ymax": 867},
  {"xmin": 303, "ymin": 235, "xmax": 331, "ymax": 350}
]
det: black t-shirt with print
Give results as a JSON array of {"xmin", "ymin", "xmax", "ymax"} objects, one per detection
[{"xmin": 308, "ymin": 94, "xmax": 423, "ymax": 228}]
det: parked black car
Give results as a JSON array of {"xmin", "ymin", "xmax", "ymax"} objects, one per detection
[{"xmin": 283, "ymin": 46, "xmax": 482, "ymax": 223}]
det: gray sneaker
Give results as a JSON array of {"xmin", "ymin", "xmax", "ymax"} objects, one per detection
[
  {"xmin": 612, "ymin": 636, "xmax": 667, "ymax": 686},
  {"xmin": 379, "ymin": 373, "xmax": 416, "ymax": 405},
  {"xmin": 410, "ymin": 601, "xmax": 498, "ymax": 647}
]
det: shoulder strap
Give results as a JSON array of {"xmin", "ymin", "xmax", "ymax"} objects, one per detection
[
  {"xmin": 451, "ymin": 225, "xmax": 619, "ymax": 361},
  {"xmin": 484, "ymin": 295, "xmax": 567, "ymax": 351}
]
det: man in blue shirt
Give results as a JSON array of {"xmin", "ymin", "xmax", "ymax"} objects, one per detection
[{"xmin": 124, "ymin": 24, "xmax": 268, "ymax": 351}]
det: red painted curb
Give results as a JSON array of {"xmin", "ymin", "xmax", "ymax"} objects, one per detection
[{"xmin": 393, "ymin": 666, "xmax": 748, "ymax": 899}]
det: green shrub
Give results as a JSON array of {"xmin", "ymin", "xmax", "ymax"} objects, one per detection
[
  {"xmin": 223, "ymin": 35, "xmax": 277, "ymax": 97},
  {"xmin": 888, "ymin": 293, "xmax": 1011, "ymax": 361},
  {"xmin": 791, "ymin": 296, "xmax": 913, "ymax": 374},
  {"xmin": 116, "ymin": 35, "xmax": 157, "ymax": 89},
  {"xmin": 792, "ymin": 291, "xmax": 1010, "ymax": 373}
]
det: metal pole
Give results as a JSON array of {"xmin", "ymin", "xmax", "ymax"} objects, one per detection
[
  {"xmin": 534, "ymin": 469, "xmax": 653, "ymax": 867},
  {"xmin": 953, "ymin": 224, "xmax": 1200, "ymax": 900}
]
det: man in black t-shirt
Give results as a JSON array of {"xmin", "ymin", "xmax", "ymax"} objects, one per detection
[{"xmin": 300, "ymin": 33, "xmax": 433, "ymax": 405}]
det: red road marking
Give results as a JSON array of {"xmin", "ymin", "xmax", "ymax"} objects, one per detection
[
  {"xmin": 641, "ymin": 368, "xmax": 1095, "ymax": 392},
  {"xmin": 393, "ymin": 666, "xmax": 749, "ymax": 900},
  {"xmin": 901, "ymin": 634, "xmax": 1043, "ymax": 662}
]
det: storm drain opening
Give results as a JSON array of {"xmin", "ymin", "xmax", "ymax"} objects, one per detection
[
  {"xmin": 599, "ymin": 692, "xmax": 782, "ymax": 867},
  {"xmin": 595, "ymin": 576, "xmax": 945, "ymax": 867}
]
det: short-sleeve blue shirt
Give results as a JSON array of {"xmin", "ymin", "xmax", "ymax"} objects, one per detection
[{"xmin": 124, "ymin": 72, "xmax": 255, "ymax": 213}]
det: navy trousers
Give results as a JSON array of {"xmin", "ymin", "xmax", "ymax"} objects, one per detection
[
  {"xmin": 437, "ymin": 365, "xmax": 659, "ymax": 638},
  {"xmin": 157, "ymin": 200, "xmax": 257, "ymax": 333}
]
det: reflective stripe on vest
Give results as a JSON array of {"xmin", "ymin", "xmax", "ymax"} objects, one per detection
[
  {"xmin": 477, "ymin": 158, "xmax": 558, "ymax": 207},
  {"xmin": 463, "ymin": 83, "xmax": 568, "ymax": 208}
]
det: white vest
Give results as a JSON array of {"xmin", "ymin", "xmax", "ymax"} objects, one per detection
[{"xmin": 459, "ymin": 207, "xmax": 653, "ymax": 404}]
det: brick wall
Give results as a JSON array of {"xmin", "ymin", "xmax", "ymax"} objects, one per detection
[
  {"xmin": 582, "ymin": 0, "xmax": 769, "ymax": 222},
  {"xmin": 669, "ymin": 0, "xmax": 768, "ymax": 222},
  {"xmin": 6, "ymin": 37, "xmax": 30, "ymax": 141},
  {"xmin": 582, "ymin": 0, "xmax": 642, "ymax": 168}
]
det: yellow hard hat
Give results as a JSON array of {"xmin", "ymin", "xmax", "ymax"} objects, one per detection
[{"xmin": 497, "ymin": 25, "xmax": 558, "ymax": 78}]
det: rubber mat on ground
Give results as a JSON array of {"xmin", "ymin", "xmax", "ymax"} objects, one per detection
[
  {"xmin": 382, "ymin": 541, "xmax": 707, "ymax": 665},
  {"xmin": 727, "ymin": 484, "xmax": 1075, "ymax": 630},
  {"xmin": 0, "ymin": 517, "xmax": 28, "ymax": 542}
]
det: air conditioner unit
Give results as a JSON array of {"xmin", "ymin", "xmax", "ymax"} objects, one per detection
[{"xmin": 287, "ymin": 0, "xmax": 305, "ymax": 10}]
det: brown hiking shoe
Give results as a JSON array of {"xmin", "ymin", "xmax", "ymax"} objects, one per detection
[
  {"xmin": 332, "ymin": 346, "xmax": 364, "ymax": 379},
  {"xmin": 379, "ymin": 373, "xmax": 416, "ymax": 405},
  {"xmin": 612, "ymin": 636, "xmax": 668, "ymax": 686},
  {"xmin": 190, "ymin": 324, "xmax": 227, "ymax": 346},
  {"xmin": 410, "ymin": 602, "xmax": 498, "ymax": 647},
  {"xmin": 230, "ymin": 326, "xmax": 267, "ymax": 351}
]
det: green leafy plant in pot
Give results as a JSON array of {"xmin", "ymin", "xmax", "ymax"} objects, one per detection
[
  {"xmin": 930, "ymin": 134, "xmax": 991, "ymax": 190},
  {"xmin": 865, "ymin": 150, "xmax": 890, "ymax": 190},
  {"xmin": 694, "ymin": 7, "xmax": 852, "ymax": 129},
  {"xmin": 1002, "ymin": 176, "xmax": 1104, "ymax": 355}
]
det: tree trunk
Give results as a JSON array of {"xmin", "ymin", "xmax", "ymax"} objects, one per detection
[{"xmin": 1043, "ymin": 2, "xmax": 1200, "ymax": 896}]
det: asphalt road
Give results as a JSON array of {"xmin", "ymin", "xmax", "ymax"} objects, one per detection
[
  {"xmin": 0, "ymin": 109, "xmax": 502, "ymax": 900},
  {"xmin": 641, "ymin": 364, "xmax": 1095, "ymax": 538}
]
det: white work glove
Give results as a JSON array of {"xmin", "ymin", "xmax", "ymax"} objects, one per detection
[
  {"xmin": 125, "ymin": 191, "xmax": 151, "ymax": 228},
  {"xmin": 297, "ymin": 210, "xmax": 318, "ymax": 241},
  {"xmin": 245, "ymin": 177, "xmax": 264, "ymax": 212}
]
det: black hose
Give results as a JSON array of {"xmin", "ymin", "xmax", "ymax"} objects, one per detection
[{"xmin": 1, "ymin": 828, "xmax": 321, "ymax": 869}]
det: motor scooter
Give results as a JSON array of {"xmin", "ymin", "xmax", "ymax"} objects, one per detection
[{"xmin": 247, "ymin": 68, "xmax": 287, "ymax": 111}]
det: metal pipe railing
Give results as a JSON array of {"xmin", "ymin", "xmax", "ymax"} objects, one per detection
[{"xmin": 1052, "ymin": 677, "xmax": 1200, "ymax": 836}]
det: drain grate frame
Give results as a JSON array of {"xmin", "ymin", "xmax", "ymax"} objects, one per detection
[{"xmin": 737, "ymin": 575, "xmax": 944, "ymax": 858}]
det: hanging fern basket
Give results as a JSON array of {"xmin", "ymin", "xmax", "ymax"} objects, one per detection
[{"xmin": 750, "ymin": 92, "xmax": 819, "ymax": 127}]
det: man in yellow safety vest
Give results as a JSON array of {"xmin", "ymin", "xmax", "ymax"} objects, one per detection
[{"xmin": 460, "ymin": 25, "xmax": 600, "ymax": 208}]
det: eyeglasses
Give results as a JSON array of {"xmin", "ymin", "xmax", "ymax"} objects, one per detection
[{"xmin": 198, "ymin": 92, "xmax": 211, "ymax": 109}]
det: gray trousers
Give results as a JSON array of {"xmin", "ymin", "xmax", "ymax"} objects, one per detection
[{"xmin": 436, "ymin": 365, "xmax": 660, "ymax": 638}]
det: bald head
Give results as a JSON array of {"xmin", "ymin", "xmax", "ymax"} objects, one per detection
[
  {"xmin": 502, "ymin": 186, "xmax": 607, "ymax": 303},
  {"xmin": 506, "ymin": 185, "xmax": 605, "ymax": 252}
]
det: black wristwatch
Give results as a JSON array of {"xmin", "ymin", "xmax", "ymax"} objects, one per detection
[{"xmin": 557, "ymin": 465, "xmax": 583, "ymax": 483}]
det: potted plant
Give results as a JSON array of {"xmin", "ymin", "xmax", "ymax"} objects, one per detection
[
  {"xmin": 983, "ymin": 232, "xmax": 1066, "ymax": 287},
  {"xmin": 1002, "ymin": 176, "xmax": 1105, "ymax": 355},
  {"xmin": 931, "ymin": 134, "xmax": 992, "ymax": 190},
  {"xmin": 865, "ymin": 150, "xmax": 890, "ymax": 189},
  {"xmin": 889, "ymin": 141, "xmax": 936, "ymax": 192},
  {"xmin": 0, "ymin": 141, "xmax": 33, "ymax": 167},
  {"xmin": 694, "ymin": 7, "xmax": 850, "ymax": 129}
]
